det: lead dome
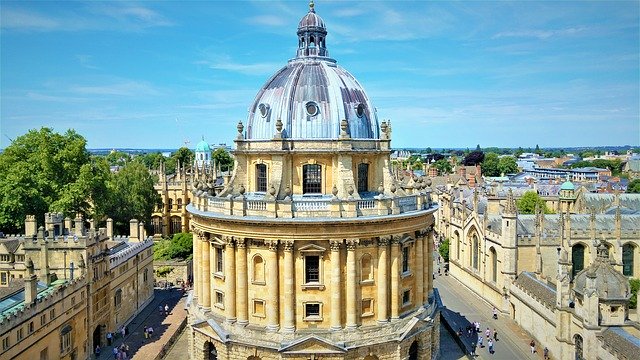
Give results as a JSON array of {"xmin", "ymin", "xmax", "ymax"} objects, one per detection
[{"xmin": 245, "ymin": 1, "xmax": 379, "ymax": 140}]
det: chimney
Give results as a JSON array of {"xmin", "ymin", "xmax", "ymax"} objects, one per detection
[
  {"xmin": 129, "ymin": 219, "xmax": 139, "ymax": 241},
  {"xmin": 25, "ymin": 215, "xmax": 37, "ymax": 237},
  {"xmin": 74, "ymin": 213, "xmax": 84, "ymax": 236},
  {"xmin": 64, "ymin": 217, "xmax": 72, "ymax": 235},
  {"xmin": 139, "ymin": 221, "xmax": 146, "ymax": 241},
  {"xmin": 106, "ymin": 218, "xmax": 113, "ymax": 240},
  {"xmin": 24, "ymin": 258, "xmax": 38, "ymax": 304}
]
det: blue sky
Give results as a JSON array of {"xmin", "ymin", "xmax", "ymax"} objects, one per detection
[{"xmin": 1, "ymin": 0, "xmax": 638, "ymax": 149}]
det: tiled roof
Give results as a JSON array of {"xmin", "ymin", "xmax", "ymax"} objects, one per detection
[{"xmin": 599, "ymin": 326, "xmax": 640, "ymax": 360}]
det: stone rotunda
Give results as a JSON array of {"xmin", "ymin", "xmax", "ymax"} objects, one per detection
[{"xmin": 187, "ymin": 3, "xmax": 441, "ymax": 359}]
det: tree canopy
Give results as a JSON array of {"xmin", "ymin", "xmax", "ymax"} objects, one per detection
[
  {"xmin": 0, "ymin": 128, "xmax": 160, "ymax": 234},
  {"xmin": 462, "ymin": 150, "xmax": 484, "ymax": 166},
  {"xmin": 498, "ymin": 156, "xmax": 518, "ymax": 175},
  {"xmin": 482, "ymin": 153, "xmax": 500, "ymax": 177},
  {"xmin": 627, "ymin": 179, "xmax": 640, "ymax": 194},
  {"xmin": 433, "ymin": 159, "xmax": 452, "ymax": 175},
  {"xmin": 438, "ymin": 238, "xmax": 450, "ymax": 263},
  {"xmin": 154, "ymin": 232, "xmax": 193, "ymax": 260},
  {"xmin": 213, "ymin": 148, "xmax": 233, "ymax": 172},
  {"xmin": 172, "ymin": 147, "xmax": 194, "ymax": 168},
  {"xmin": 516, "ymin": 191, "xmax": 553, "ymax": 214}
]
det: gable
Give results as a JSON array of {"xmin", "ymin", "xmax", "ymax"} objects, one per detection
[{"xmin": 280, "ymin": 335, "xmax": 345, "ymax": 354}]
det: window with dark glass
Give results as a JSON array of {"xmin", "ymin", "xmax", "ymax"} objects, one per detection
[
  {"xmin": 256, "ymin": 164, "xmax": 267, "ymax": 192},
  {"xmin": 305, "ymin": 303, "xmax": 320, "ymax": 317},
  {"xmin": 623, "ymin": 244, "xmax": 634, "ymax": 276},
  {"xmin": 572, "ymin": 244, "xmax": 585, "ymax": 278},
  {"xmin": 305, "ymin": 256, "xmax": 320, "ymax": 283},
  {"xmin": 357, "ymin": 163, "xmax": 369, "ymax": 193},
  {"xmin": 303, "ymin": 164, "xmax": 322, "ymax": 194},
  {"xmin": 472, "ymin": 235, "xmax": 479, "ymax": 270},
  {"xmin": 402, "ymin": 246, "xmax": 410, "ymax": 273},
  {"xmin": 402, "ymin": 289, "xmax": 411, "ymax": 305},
  {"xmin": 216, "ymin": 248, "xmax": 223, "ymax": 273}
]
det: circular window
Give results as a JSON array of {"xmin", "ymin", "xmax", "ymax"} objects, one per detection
[
  {"xmin": 258, "ymin": 103, "xmax": 269, "ymax": 118},
  {"xmin": 356, "ymin": 103, "xmax": 365, "ymax": 117},
  {"xmin": 306, "ymin": 102, "xmax": 318, "ymax": 116}
]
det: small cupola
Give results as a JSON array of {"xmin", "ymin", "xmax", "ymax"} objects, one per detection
[{"xmin": 296, "ymin": 1, "xmax": 328, "ymax": 58}]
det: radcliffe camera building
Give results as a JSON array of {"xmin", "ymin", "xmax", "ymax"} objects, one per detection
[{"xmin": 187, "ymin": 3, "xmax": 440, "ymax": 360}]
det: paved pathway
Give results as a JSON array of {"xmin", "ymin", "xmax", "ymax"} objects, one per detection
[
  {"xmin": 435, "ymin": 261, "xmax": 548, "ymax": 359},
  {"xmin": 95, "ymin": 287, "xmax": 187, "ymax": 360}
]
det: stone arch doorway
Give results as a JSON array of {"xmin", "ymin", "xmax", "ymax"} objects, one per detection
[
  {"xmin": 204, "ymin": 341, "xmax": 217, "ymax": 360},
  {"xmin": 92, "ymin": 325, "xmax": 101, "ymax": 350},
  {"xmin": 408, "ymin": 340, "xmax": 419, "ymax": 360}
]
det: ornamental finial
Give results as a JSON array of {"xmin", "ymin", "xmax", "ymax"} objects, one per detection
[{"xmin": 309, "ymin": 0, "xmax": 315, "ymax": 12}]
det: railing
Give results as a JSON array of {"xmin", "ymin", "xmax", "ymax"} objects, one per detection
[
  {"xmin": 247, "ymin": 200, "xmax": 267, "ymax": 211},
  {"xmin": 292, "ymin": 201, "xmax": 330, "ymax": 212}
]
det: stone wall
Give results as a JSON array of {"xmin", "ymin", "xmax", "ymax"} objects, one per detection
[{"xmin": 154, "ymin": 259, "xmax": 192, "ymax": 286}]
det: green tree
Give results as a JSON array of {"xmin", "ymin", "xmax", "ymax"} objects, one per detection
[
  {"xmin": 105, "ymin": 150, "xmax": 131, "ymax": 166},
  {"xmin": 627, "ymin": 179, "xmax": 640, "ymax": 193},
  {"xmin": 498, "ymin": 156, "xmax": 518, "ymax": 175},
  {"xmin": 153, "ymin": 232, "xmax": 193, "ymax": 260},
  {"xmin": 0, "ymin": 128, "xmax": 90, "ymax": 232},
  {"xmin": 517, "ymin": 191, "xmax": 552, "ymax": 214},
  {"xmin": 462, "ymin": 150, "xmax": 484, "ymax": 166},
  {"xmin": 482, "ymin": 152, "xmax": 500, "ymax": 177},
  {"xmin": 438, "ymin": 238, "xmax": 450, "ymax": 263},
  {"xmin": 172, "ymin": 147, "xmax": 194, "ymax": 169},
  {"xmin": 412, "ymin": 159, "xmax": 423, "ymax": 171},
  {"xmin": 433, "ymin": 159, "xmax": 452, "ymax": 175},
  {"xmin": 104, "ymin": 161, "xmax": 161, "ymax": 234},
  {"xmin": 630, "ymin": 279, "xmax": 640, "ymax": 309},
  {"xmin": 535, "ymin": 144, "xmax": 542, "ymax": 155},
  {"xmin": 213, "ymin": 148, "xmax": 234, "ymax": 172}
]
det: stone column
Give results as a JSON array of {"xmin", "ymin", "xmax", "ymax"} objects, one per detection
[
  {"xmin": 346, "ymin": 239, "xmax": 359, "ymax": 329},
  {"xmin": 390, "ymin": 235, "xmax": 401, "ymax": 320},
  {"xmin": 282, "ymin": 241, "xmax": 295, "ymax": 332},
  {"xmin": 266, "ymin": 240, "xmax": 279, "ymax": 331},
  {"xmin": 236, "ymin": 238, "xmax": 248, "ymax": 325},
  {"xmin": 427, "ymin": 228, "xmax": 434, "ymax": 298},
  {"xmin": 224, "ymin": 236, "xmax": 236, "ymax": 323},
  {"xmin": 377, "ymin": 236, "xmax": 389, "ymax": 323},
  {"xmin": 415, "ymin": 232, "xmax": 424, "ymax": 307},
  {"xmin": 193, "ymin": 231, "xmax": 200, "ymax": 300},
  {"xmin": 330, "ymin": 240, "xmax": 343, "ymax": 330},
  {"xmin": 201, "ymin": 236, "xmax": 211, "ymax": 309},
  {"xmin": 209, "ymin": 239, "xmax": 216, "ymax": 310}
]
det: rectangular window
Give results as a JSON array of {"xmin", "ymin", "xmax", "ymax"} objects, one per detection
[
  {"xmin": 357, "ymin": 163, "xmax": 369, "ymax": 193},
  {"xmin": 215, "ymin": 291, "xmax": 224, "ymax": 308},
  {"xmin": 256, "ymin": 164, "xmax": 267, "ymax": 192},
  {"xmin": 16, "ymin": 328, "xmax": 23, "ymax": 342},
  {"xmin": 41, "ymin": 314, "xmax": 46, "ymax": 326},
  {"xmin": 40, "ymin": 347, "xmax": 48, "ymax": 360},
  {"xmin": 304, "ymin": 303, "xmax": 322, "ymax": 320},
  {"xmin": 50, "ymin": 309, "xmax": 55, "ymax": 320},
  {"xmin": 253, "ymin": 299, "xmax": 265, "ymax": 318},
  {"xmin": 28, "ymin": 321, "xmax": 34, "ymax": 334},
  {"xmin": 362, "ymin": 299, "xmax": 374, "ymax": 317},
  {"xmin": 114, "ymin": 289, "xmax": 122, "ymax": 309},
  {"xmin": 305, "ymin": 256, "xmax": 320, "ymax": 283},
  {"xmin": 402, "ymin": 246, "xmax": 410, "ymax": 273},
  {"xmin": 402, "ymin": 289, "xmax": 411, "ymax": 306},
  {"xmin": 216, "ymin": 248, "xmax": 223, "ymax": 273},
  {"xmin": 0, "ymin": 272, "xmax": 7, "ymax": 285},
  {"xmin": 303, "ymin": 164, "xmax": 322, "ymax": 194},
  {"xmin": 2, "ymin": 337, "xmax": 9, "ymax": 350}
]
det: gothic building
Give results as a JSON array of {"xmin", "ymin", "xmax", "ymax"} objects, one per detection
[{"xmin": 187, "ymin": 3, "xmax": 440, "ymax": 359}]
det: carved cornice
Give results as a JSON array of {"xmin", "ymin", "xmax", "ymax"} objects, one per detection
[
  {"xmin": 329, "ymin": 240, "xmax": 343, "ymax": 251},
  {"xmin": 390, "ymin": 234, "xmax": 402, "ymax": 245},
  {"xmin": 267, "ymin": 240, "xmax": 279, "ymax": 252},
  {"xmin": 377, "ymin": 236, "xmax": 390, "ymax": 247},
  {"xmin": 222, "ymin": 235, "xmax": 235, "ymax": 247},
  {"xmin": 235, "ymin": 237, "xmax": 246, "ymax": 248}
]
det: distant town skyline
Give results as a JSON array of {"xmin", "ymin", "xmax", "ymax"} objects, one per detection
[{"xmin": 1, "ymin": 1, "xmax": 638, "ymax": 149}]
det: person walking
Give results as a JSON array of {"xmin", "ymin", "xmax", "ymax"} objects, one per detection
[
  {"xmin": 488, "ymin": 338, "xmax": 494, "ymax": 354},
  {"xmin": 148, "ymin": 326, "xmax": 154, "ymax": 338},
  {"xmin": 485, "ymin": 327, "xmax": 491, "ymax": 339},
  {"xmin": 543, "ymin": 347, "xmax": 549, "ymax": 359},
  {"xmin": 120, "ymin": 326, "xmax": 126, "ymax": 339},
  {"xmin": 478, "ymin": 334, "xmax": 484, "ymax": 348},
  {"xmin": 106, "ymin": 331, "xmax": 112, "ymax": 346},
  {"xmin": 143, "ymin": 326, "xmax": 148, "ymax": 340},
  {"xmin": 530, "ymin": 339, "xmax": 536, "ymax": 354},
  {"xmin": 112, "ymin": 346, "xmax": 119, "ymax": 358},
  {"xmin": 164, "ymin": 304, "xmax": 169, "ymax": 315},
  {"xmin": 492, "ymin": 307, "xmax": 498, "ymax": 319}
]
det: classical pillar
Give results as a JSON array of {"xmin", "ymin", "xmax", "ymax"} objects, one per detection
[
  {"xmin": 282, "ymin": 241, "xmax": 295, "ymax": 332},
  {"xmin": 236, "ymin": 238, "xmax": 248, "ymax": 325},
  {"xmin": 193, "ymin": 231, "xmax": 200, "ymax": 300},
  {"xmin": 415, "ymin": 232, "xmax": 424, "ymax": 307},
  {"xmin": 427, "ymin": 228, "xmax": 434, "ymax": 297},
  {"xmin": 209, "ymin": 239, "xmax": 216, "ymax": 310},
  {"xmin": 346, "ymin": 239, "xmax": 359, "ymax": 329},
  {"xmin": 201, "ymin": 236, "xmax": 211, "ymax": 309},
  {"xmin": 330, "ymin": 240, "xmax": 342, "ymax": 330},
  {"xmin": 377, "ymin": 236, "xmax": 389, "ymax": 323},
  {"xmin": 390, "ymin": 235, "xmax": 401, "ymax": 320},
  {"xmin": 266, "ymin": 240, "xmax": 279, "ymax": 331},
  {"xmin": 224, "ymin": 236, "xmax": 236, "ymax": 323}
]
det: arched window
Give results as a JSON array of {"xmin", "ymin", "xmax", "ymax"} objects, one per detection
[
  {"xmin": 472, "ymin": 234, "xmax": 479, "ymax": 270},
  {"xmin": 623, "ymin": 244, "xmax": 635, "ymax": 277},
  {"xmin": 177, "ymin": 198, "xmax": 182, "ymax": 210},
  {"xmin": 256, "ymin": 164, "xmax": 267, "ymax": 192},
  {"xmin": 361, "ymin": 254, "xmax": 373, "ymax": 282},
  {"xmin": 170, "ymin": 216, "xmax": 181, "ymax": 235},
  {"xmin": 574, "ymin": 334, "xmax": 584, "ymax": 360},
  {"xmin": 572, "ymin": 244, "xmax": 585, "ymax": 278},
  {"xmin": 205, "ymin": 341, "xmax": 217, "ymax": 360},
  {"xmin": 489, "ymin": 247, "xmax": 497, "ymax": 283},
  {"xmin": 455, "ymin": 231, "xmax": 460, "ymax": 260},
  {"xmin": 357, "ymin": 163, "xmax": 369, "ymax": 193},
  {"xmin": 252, "ymin": 255, "xmax": 265, "ymax": 284},
  {"xmin": 408, "ymin": 340, "xmax": 419, "ymax": 360},
  {"xmin": 151, "ymin": 217, "xmax": 162, "ymax": 235},
  {"xmin": 303, "ymin": 164, "xmax": 322, "ymax": 194},
  {"xmin": 168, "ymin": 198, "xmax": 173, "ymax": 211}
]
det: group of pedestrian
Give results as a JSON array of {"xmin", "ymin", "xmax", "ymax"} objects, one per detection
[
  {"xmin": 465, "ymin": 320, "xmax": 498, "ymax": 355},
  {"xmin": 159, "ymin": 303, "xmax": 170, "ymax": 316},
  {"xmin": 112, "ymin": 344, "xmax": 130, "ymax": 360},
  {"xmin": 143, "ymin": 325, "xmax": 154, "ymax": 339}
]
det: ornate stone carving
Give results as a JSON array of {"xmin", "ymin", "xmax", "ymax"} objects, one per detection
[
  {"xmin": 377, "ymin": 236, "xmax": 390, "ymax": 247},
  {"xmin": 345, "ymin": 238, "xmax": 359, "ymax": 250},
  {"xmin": 223, "ymin": 235, "xmax": 235, "ymax": 247},
  {"xmin": 329, "ymin": 239, "xmax": 342, "ymax": 251},
  {"xmin": 267, "ymin": 240, "xmax": 279, "ymax": 252},
  {"xmin": 282, "ymin": 240, "xmax": 294, "ymax": 252},
  {"xmin": 390, "ymin": 234, "xmax": 402, "ymax": 245},
  {"xmin": 236, "ymin": 238, "xmax": 247, "ymax": 248}
]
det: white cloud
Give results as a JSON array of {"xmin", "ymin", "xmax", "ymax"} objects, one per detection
[
  {"xmin": 68, "ymin": 81, "xmax": 162, "ymax": 97},
  {"xmin": 493, "ymin": 27, "xmax": 587, "ymax": 40},
  {"xmin": 246, "ymin": 15, "xmax": 288, "ymax": 27},
  {"xmin": 196, "ymin": 58, "xmax": 282, "ymax": 76}
]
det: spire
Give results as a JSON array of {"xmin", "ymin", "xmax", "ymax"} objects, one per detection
[{"xmin": 505, "ymin": 188, "xmax": 517, "ymax": 215}]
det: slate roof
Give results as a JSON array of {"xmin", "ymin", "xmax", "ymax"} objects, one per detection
[
  {"xmin": 599, "ymin": 326, "xmax": 640, "ymax": 360},
  {"xmin": 513, "ymin": 272, "xmax": 556, "ymax": 309},
  {"xmin": 0, "ymin": 238, "xmax": 20, "ymax": 253},
  {"xmin": 583, "ymin": 193, "xmax": 640, "ymax": 214}
]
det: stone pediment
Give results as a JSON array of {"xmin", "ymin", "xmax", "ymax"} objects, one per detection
[
  {"xmin": 279, "ymin": 335, "xmax": 346, "ymax": 354},
  {"xmin": 298, "ymin": 244, "xmax": 327, "ymax": 253},
  {"xmin": 192, "ymin": 319, "xmax": 230, "ymax": 343}
]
